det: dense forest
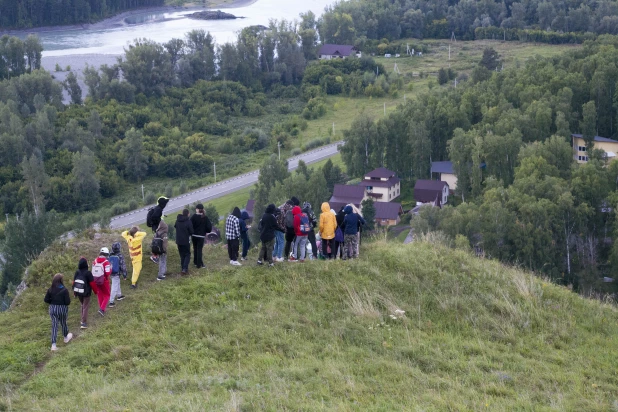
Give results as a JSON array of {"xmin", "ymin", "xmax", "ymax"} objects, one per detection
[
  {"xmin": 340, "ymin": 35, "xmax": 618, "ymax": 293},
  {"xmin": 0, "ymin": 0, "xmax": 164, "ymax": 28},
  {"xmin": 319, "ymin": 0, "xmax": 618, "ymax": 48}
]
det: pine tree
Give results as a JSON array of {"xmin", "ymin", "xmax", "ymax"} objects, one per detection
[
  {"xmin": 20, "ymin": 152, "xmax": 49, "ymax": 217},
  {"xmin": 124, "ymin": 128, "xmax": 148, "ymax": 182},
  {"xmin": 72, "ymin": 147, "xmax": 100, "ymax": 211},
  {"xmin": 361, "ymin": 198, "xmax": 376, "ymax": 233}
]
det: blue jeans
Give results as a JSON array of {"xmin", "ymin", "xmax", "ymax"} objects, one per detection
[
  {"xmin": 273, "ymin": 230, "xmax": 285, "ymax": 258},
  {"xmin": 241, "ymin": 233, "xmax": 250, "ymax": 258}
]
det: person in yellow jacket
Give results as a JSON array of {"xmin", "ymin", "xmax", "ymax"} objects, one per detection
[
  {"xmin": 121, "ymin": 226, "xmax": 147, "ymax": 289},
  {"xmin": 319, "ymin": 202, "xmax": 337, "ymax": 259}
]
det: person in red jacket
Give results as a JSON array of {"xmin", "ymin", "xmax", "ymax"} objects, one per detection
[
  {"xmin": 290, "ymin": 206, "xmax": 308, "ymax": 262},
  {"xmin": 92, "ymin": 247, "xmax": 112, "ymax": 317}
]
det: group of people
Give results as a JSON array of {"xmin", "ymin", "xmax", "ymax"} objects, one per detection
[
  {"xmin": 249, "ymin": 197, "xmax": 365, "ymax": 267},
  {"xmin": 43, "ymin": 195, "xmax": 365, "ymax": 351}
]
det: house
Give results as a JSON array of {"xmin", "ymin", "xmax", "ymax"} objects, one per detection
[
  {"xmin": 374, "ymin": 202, "xmax": 403, "ymax": 226},
  {"xmin": 414, "ymin": 180, "xmax": 449, "ymax": 207},
  {"xmin": 245, "ymin": 199, "xmax": 255, "ymax": 221},
  {"xmin": 431, "ymin": 161, "xmax": 457, "ymax": 191},
  {"xmin": 572, "ymin": 134, "xmax": 618, "ymax": 163},
  {"xmin": 329, "ymin": 184, "xmax": 368, "ymax": 212},
  {"xmin": 359, "ymin": 167, "xmax": 401, "ymax": 202},
  {"xmin": 318, "ymin": 44, "xmax": 361, "ymax": 60}
]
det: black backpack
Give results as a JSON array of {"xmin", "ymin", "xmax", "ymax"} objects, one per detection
[
  {"xmin": 73, "ymin": 270, "xmax": 91, "ymax": 297},
  {"xmin": 151, "ymin": 237, "xmax": 164, "ymax": 255},
  {"xmin": 146, "ymin": 207, "xmax": 155, "ymax": 228},
  {"xmin": 285, "ymin": 209, "xmax": 294, "ymax": 228}
]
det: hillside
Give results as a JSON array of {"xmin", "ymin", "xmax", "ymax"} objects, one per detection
[{"xmin": 1, "ymin": 231, "xmax": 617, "ymax": 410}]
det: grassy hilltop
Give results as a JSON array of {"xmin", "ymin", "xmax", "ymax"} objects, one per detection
[{"xmin": 1, "ymin": 230, "xmax": 617, "ymax": 410}]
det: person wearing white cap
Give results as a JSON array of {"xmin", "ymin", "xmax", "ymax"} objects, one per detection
[{"xmin": 92, "ymin": 247, "xmax": 112, "ymax": 316}]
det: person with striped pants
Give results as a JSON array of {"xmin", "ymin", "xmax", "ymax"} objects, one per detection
[{"xmin": 44, "ymin": 273, "xmax": 73, "ymax": 351}]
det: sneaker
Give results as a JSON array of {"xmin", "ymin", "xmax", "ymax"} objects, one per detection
[
  {"xmin": 116, "ymin": 295, "xmax": 125, "ymax": 301},
  {"xmin": 269, "ymin": 263, "xmax": 275, "ymax": 267},
  {"xmin": 180, "ymin": 271, "xmax": 187, "ymax": 276},
  {"xmin": 123, "ymin": 275, "xmax": 127, "ymax": 280},
  {"xmin": 230, "ymin": 260, "xmax": 234, "ymax": 264},
  {"xmin": 64, "ymin": 333, "xmax": 73, "ymax": 344},
  {"xmin": 80, "ymin": 323, "xmax": 88, "ymax": 329},
  {"xmin": 276, "ymin": 257, "xmax": 284, "ymax": 262},
  {"xmin": 157, "ymin": 276, "xmax": 165, "ymax": 281},
  {"xmin": 257, "ymin": 260, "xmax": 263, "ymax": 265},
  {"xmin": 108, "ymin": 301, "xmax": 115, "ymax": 308},
  {"xmin": 51, "ymin": 344, "xmax": 57, "ymax": 351},
  {"xmin": 289, "ymin": 256, "xmax": 297, "ymax": 262},
  {"xmin": 130, "ymin": 284, "xmax": 137, "ymax": 289},
  {"xmin": 299, "ymin": 259, "xmax": 305, "ymax": 263},
  {"xmin": 98, "ymin": 309, "xmax": 105, "ymax": 317},
  {"xmin": 240, "ymin": 257, "xmax": 246, "ymax": 261},
  {"xmin": 150, "ymin": 255, "xmax": 159, "ymax": 264},
  {"xmin": 231, "ymin": 260, "xmax": 242, "ymax": 266}
]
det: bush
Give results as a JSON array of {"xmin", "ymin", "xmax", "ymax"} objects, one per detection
[
  {"xmin": 302, "ymin": 97, "xmax": 327, "ymax": 120},
  {"xmin": 303, "ymin": 138, "xmax": 326, "ymax": 151},
  {"xmin": 179, "ymin": 181, "xmax": 187, "ymax": 194},
  {"xmin": 291, "ymin": 148, "xmax": 302, "ymax": 156},
  {"xmin": 144, "ymin": 192, "xmax": 157, "ymax": 204},
  {"xmin": 164, "ymin": 184, "xmax": 174, "ymax": 198},
  {"xmin": 128, "ymin": 199, "xmax": 139, "ymax": 210},
  {"xmin": 111, "ymin": 203, "xmax": 129, "ymax": 215}
]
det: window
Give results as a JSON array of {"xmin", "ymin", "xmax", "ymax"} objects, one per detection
[
  {"xmin": 578, "ymin": 146, "xmax": 587, "ymax": 152},
  {"xmin": 578, "ymin": 155, "xmax": 588, "ymax": 161}
]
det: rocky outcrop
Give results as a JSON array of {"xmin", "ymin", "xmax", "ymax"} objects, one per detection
[{"xmin": 186, "ymin": 10, "xmax": 243, "ymax": 20}]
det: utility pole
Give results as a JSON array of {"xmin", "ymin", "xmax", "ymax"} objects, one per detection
[
  {"xmin": 141, "ymin": 184, "xmax": 144, "ymax": 201},
  {"xmin": 278, "ymin": 141, "xmax": 281, "ymax": 160},
  {"xmin": 213, "ymin": 162, "xmax": 216, "ymax": 183},
  {"xmin": 332, "ymin": 122, "xmax": 335, "ymax": 136},
  {"xmin": 5, "ymin": 213, "xmax": 8, "ymax": 223},
  {"xmin": 449, "ymin": 44, "xmax": 451, "ymax": 60},
  {"xmin": 384, "ymin": 102, "xmax": 386, "ymax": 116}
]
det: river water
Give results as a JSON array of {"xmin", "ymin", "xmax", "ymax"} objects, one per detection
[{"xmin": 30, "ymin": 0, "xmax": 335, "ymax": 57}]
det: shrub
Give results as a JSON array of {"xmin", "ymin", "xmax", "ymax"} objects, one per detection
[
  {"xmin": 128, "ymin": 199, "xmax": 138, "ymax": 210},
  {"xmin": 179, "ymin": 181, "xmax": 187, "ymax": 194},
  {"xmin": 291, "ymin": 148, "xmax": 302, "ymax": 156},
  {"xmin": 144, "ymin": 192, "xmax": 157, "ymax": 204}
]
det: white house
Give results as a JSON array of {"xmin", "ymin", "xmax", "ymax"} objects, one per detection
[
  {"xmin": 358, "ymin": 167, "xmax": 401, "ymax": 202},
  {"xmin": 318, "ymin": 44, "xmax": 361, "ymax": 60}
]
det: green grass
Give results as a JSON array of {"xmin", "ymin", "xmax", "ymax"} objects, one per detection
[{"xmin": 1, "ymin": 230, "xmax": 617, "ymax": 410}]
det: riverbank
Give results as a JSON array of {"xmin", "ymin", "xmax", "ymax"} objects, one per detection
[{"xmin": 0, "ymin": 0, "xmax": 258, "ymax": 36}]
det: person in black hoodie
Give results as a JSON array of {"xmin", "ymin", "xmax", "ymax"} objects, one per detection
[
  {"xmin": 258, "ymin": 204, "xmax": 284, "ymax": 266},
  {"xmin": 44, "ymin": 273, "xmax": 72, "ymax": 351},
  {"xmin": 72, "ymin": 258, "xmax": 98, "ymax": 329},
  {"xmin": 175, "ymin": 208, "xmax": 194, "ymax": 274},
  {"xmin": 335, "ymin": 206, "xmax": 346, "ymax": 259},
  {"xmin": 148, "ymin": 196, "xmax": 170, "ymax": 263},
  {"xmin": 284, "ymin": 196, "xmax": 300, "ymax": 260},
  {"xmin": 191, "ymin": 204, "xmax": 212, "ymax": 269}
]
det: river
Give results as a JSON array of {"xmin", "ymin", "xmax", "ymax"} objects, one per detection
[{"xmin": 25, "ymin": 0, "xmax": 336, "ymax": 57}]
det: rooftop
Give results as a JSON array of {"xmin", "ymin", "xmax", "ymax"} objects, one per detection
[
  {"xmin": 572, "ymin": 133, "xmax": 618, "ymax": 144},
  {"xmin": 359, "ymin": 176, "xmax": 400, "ymax": 188},
  {"xmin": 318, "ymin": 44, "xmax": 357, "ymax": 57},
  {"xmin": 414, "ymin": 180, "xmax": 449, "ymax": 191},
  {"xmin": 364, "ymin": 167, "xmax": 397, "ymax": 179},
  {"xmin": 374, "ymin": 202, "xmax": 403, "ymax": 220},
  {"xmin": 431, "ymin": 161, "xmax": 454, "ymax": 175}
]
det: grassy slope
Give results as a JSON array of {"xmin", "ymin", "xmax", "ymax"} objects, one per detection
[{"xmin": 1, "ymin": 230, "xmax": 617, "ymax": 410}]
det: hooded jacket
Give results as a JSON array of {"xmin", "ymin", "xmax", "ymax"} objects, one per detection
[
  {"xmin": 319, "ymin": 202, "xmax": 337, "ymax": 240},
  {"xmin": 336, "ymin": 207, "xmax": 346, "ymax": 229},
  {"xmin": 342, "ymin": 205, "xmax": 366, "ymax": 235},
  {"xmin": 260, "ymin": 204, "xmax": 283, "ymax": 242},
  {"xmin": 72, "ymin": 258, "xmax": 98, "ymax": 297},
  {"xmin": 109, "ymin": 242, "xmax": 127, "ymax": 278},
  {"xmin": 292, "ymin": 206, "xmax": 307, "ymax": 237},
  {"xmin": 239, "ymin": 210, "xmax": 250, "ymax": 238},
  {"xmin": 175, "ymin": 214, "xmax": 194, "ymax": 246},
  {"xmin": 191, "ymin": 211, "xmax": 212, "ymax": 237},
  {"xmin": 44, "ymin": 284, "xmax": 71, "ymax": 306},
  {"xmin": 156, "ymin": 220, "xmax": 169, "ymax": 253},
  {"xmin": 92, "ymin": 255, "xmax": 112, "ymax": 286},
  {"xmin": 277, "ymin": 201, "xmax": 293, "ymax": 231},
  {"xmin": 150, "ymin": 196, "xmax": 170, "ymax": 230},
  {"xmin": 121, "ymin": 230, "xmax": 147, "ymax": 262}
]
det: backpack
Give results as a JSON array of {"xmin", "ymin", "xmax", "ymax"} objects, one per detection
[
  {"xmin": 92, "ymin": 260, "xmax": 106, "ymax": 285},
  {"xmin": 73, "ymin": 271, "xmax": 90, "ymax": 297},
  {"xmin": 108, "ymin": 255, "xmax": 120, "ymax": 275},
  {"xmin": 285, "ymin": 209, "xmax": 295, "ymax": 228},
  {"xmin": 146, "ymin": 207, "xmax": 155, "ymax": 227},
  {"xmin": 299, "ymin": 213, "xmax": 311, "ymax": 234},
  {"xmin": 151, "ymin": 237, "xmax": 163, "ymax": 255},
  {"xmin": 257, "ymin": 218, "xmax": 264, "ymax": 233}
]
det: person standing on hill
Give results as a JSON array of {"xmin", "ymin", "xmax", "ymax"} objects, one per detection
[
  {"xmin": 275, "ymin": 200, "xmax": 293, "ymax": 262},
  {"xmin": 342, "ymin": 205, "xmax": 365, "ymax": 260},
  {"xmin": 107, "ymin": 242, "xmax": 127, "ymax": 308},
  {"xmin": 291, "ymin": 205, "xmax": 309, "ymax": 262},
  {"xmin": 302, "ymin": 202, "xmax": 318, "ymax": 260},
  {"xmin": 156, "ymin": 220, "xmax": 169, "ymax": 280},
  {"xmin": 226, "ymin": 207, "xmax": 242, "ymax": 266},
  {"xmin": 121, "ymin": 226, "xmax": 147, "ymax": 289},
  {"xmin": 72, "ymin": 258, "xmax": 98, "ymax": 329},
  {"xmin": 284, "ymin": 197, "xmax": 300, "ymax": 260},
  {"xmin": 319, "ymin": 202, "xmax": 337, "ymax": 259},
  {"xmin": 146, "ymin": 196, "xmax": 170, "ymax": 264},
  {"xmin": 257, "ymin": 204, "xmax": 284, "ymax": 266},
  {"xmin": 240, "ymin": 210, "xmax": 251, "ymax": 261},
  {"xmin": 335, "ymin": 206, "xmax": 346, "ymax": 259},
  {"xmin": 44, "ymin": 273, "xmax": 73, "ymax": 351},
  {"xmin": 175, "ymin": 208, "xmax": 194, "ymax": 275},
  {"xmin": 92, "ymin": 248, "xmax": 112, "ymax": 316},
  {"xmin": 191, "ymin": 204, "xmax": 212, "ymax": 269}
]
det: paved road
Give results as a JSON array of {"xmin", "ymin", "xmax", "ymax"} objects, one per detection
[{"xmin": 109, "ymin": 141, "xmax": 344, "ymax": 229}]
